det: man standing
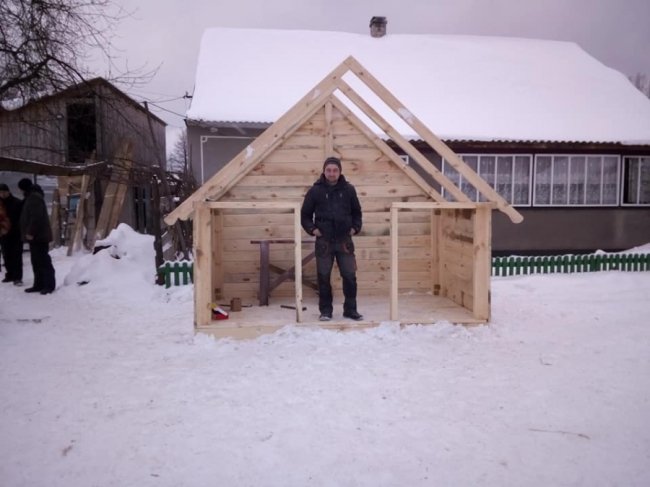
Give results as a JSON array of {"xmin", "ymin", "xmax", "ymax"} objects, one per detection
[
  {"xmin": 0, "ymin": 183, "xmax": 24, "ymax": 284},
  {"xmin": 18, "ymin": 178, "xmax": 55, "ymax": 294},
  {"xmin": 301, "ymin": 157, "xmax": 363, "ymax": 321}
]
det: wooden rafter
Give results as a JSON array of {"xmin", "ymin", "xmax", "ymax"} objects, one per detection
[
  {"xmin": 334, "ymin": 80, "xmax": 470, "ymax": 203},
  {"xmin": 343, "ymin": 56, "xmax": 523, "ymax": 224},
  {"xmin": 328, "ymin": 96, "xmax": 445, "ymax": 202},
  {"xmin": 165, "ymin": 62, "xmax": 350, "ymax": 224}
]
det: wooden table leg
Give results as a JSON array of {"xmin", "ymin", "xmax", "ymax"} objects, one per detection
[{"xmin": 259, "ymin": 241, "xmax": 270, "ymax": 306}]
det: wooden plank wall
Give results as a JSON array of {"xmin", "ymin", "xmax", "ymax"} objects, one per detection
[
  {"xmin": 0, "ymin": 101, "xmax": 68, "ymax": 164},
  {"xmin": 438, "ymin": 209, "xmax": 476, "ymax": 311},
  {"xmin": 217, "ymin": 106, "xmax": 433, "ymax": 301}
]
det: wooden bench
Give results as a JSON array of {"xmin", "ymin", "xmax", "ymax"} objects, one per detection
[{"xmin": 250, "ymin": 239, "xmax": 317, "ymax": 305}]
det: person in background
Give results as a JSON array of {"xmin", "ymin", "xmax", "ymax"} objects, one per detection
[
  {"xmin": 18, "ymin": 178, "xmax": 55, "ymax": 294},
  {"xmin": 301, "ymin": 156, "xmax": 364, "ymax": 321},
  {"xmin": 0, "ymin": 183, "xmax": 24, "ymax": 285}
]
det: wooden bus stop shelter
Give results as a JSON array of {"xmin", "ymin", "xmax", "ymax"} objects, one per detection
[{"xmin": 165, "ymin": 56, "xmax": 523, "ymax": 339}]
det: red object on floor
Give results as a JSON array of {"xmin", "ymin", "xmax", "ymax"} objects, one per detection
[{"xmin": 212, "ymin": 306, "xmax": 229, "ymax": 320}]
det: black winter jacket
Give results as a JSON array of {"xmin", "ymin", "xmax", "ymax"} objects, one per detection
[
  {"xmin": 0, "ymin": 194, "xmax": 22, "ymax": 241},
  {"xmin": 301, "ymin": 174, "xmax": 362, "ymax": 241},
  {"xmin": 20, "ymin": 189, "xmax": 53, "ymax": 243}
]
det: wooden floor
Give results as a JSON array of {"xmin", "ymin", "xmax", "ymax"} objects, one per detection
[{"xmin": 197, "ymin": 293, "xmax": 486, "ymax": 339}]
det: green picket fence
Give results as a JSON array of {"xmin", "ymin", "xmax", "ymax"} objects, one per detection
[
  {"xmin": 492, "ymin": 253, "xmax": 650, "ymax": 277},
  {"xmin": 158, "ymin": 261, "xmax": 194, "ymax": 288},
  {"xmin": 158, "ymin": 252, "xmax": 650, "ymax": 287}
]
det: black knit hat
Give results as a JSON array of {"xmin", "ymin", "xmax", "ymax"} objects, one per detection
[
  {"xmin": 323, "ymin": 156, "xmax": 342, "ymax": 172},
  {"xmin": 0, "ymin": 183, "xmax": 9, "ymax": 191},
  {"xmin": 18, "ymin": 178, "xmax": 33, "ymax": 191}
]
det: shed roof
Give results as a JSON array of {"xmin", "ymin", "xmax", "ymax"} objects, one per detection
[
  {"xmin": 1, "ymin": 78, "xmax": 166, "ymax": 127},
  {"xmin": 188, "ymin": 28, "xmax": 650, "ymax": 145}
]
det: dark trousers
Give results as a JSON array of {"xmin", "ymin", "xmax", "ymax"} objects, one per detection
[
  {"xmin": 29, "ymin": 241, "xmax": 55, "ymax": 291},
  {"xmin": 1, "ymin": 237, "xmax": 23, "ymax": 281},
  {"xmin": 315, "ymin": 237, "xmax": 358, "ymax": 315}
]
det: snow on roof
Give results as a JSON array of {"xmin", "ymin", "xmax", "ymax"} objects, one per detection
[{"xmin": 188, "ymin": 28, "xmax": 650, "ymax": 145}]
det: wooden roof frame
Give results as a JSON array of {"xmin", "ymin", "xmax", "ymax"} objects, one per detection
[{"xmin": 166, "ymin": 56, "xmax": 523, "ymax": 225}]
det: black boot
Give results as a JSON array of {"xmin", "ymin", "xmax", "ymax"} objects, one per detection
[{"xmin": 343, "ymin": 310, "xmax": 364, "ymax": 321}]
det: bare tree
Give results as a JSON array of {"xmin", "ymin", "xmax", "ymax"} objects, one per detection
[
  {"xmin": 629, "ymin": 73, "xmax": 650, "ymax": 98},
  {"xmin": 0, "ymin": 0, "xmax": 145, "ymax": 107},
  {"xmin": 167, "ymin": 129, "xmax": 189, "ymax": 173}
]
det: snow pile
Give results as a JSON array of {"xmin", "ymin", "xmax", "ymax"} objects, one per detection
[{"xmin": 63, "ymin": 224, "xmax": 157, "ymax": 298}]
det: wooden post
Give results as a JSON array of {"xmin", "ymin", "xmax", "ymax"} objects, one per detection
[
  {"xmin": 325, "ymin": 101, "xmax": 334, "ymax": 157},
  {"xmin": 390, "ymin": 205, "xmax": 399, "ymax": 321},
  {"xmin": 193, "ymin": 203, "xmax": 213, "ymax": 327},
  {"xmin": 211, "ymin": 209, "xmax": 224, "ymax": 301},
  {"xmin": 67, "ymin": 174, "xmax": 91, "ymax": 256},
  {"xmin": 259, "ymin": 240, "xmax": 271, "ymax": 306},
  {"xmin": 151, "ymin": 181, "xmax": 165, "ymax": 285},
  {"xmin": 472, "ymin": 206, "xmax": 492, "ymax": 320},
  {"xmin": 50, "ymin": 188, "xmax": 61, "ymax": 247},
  {"xmin": 431, "ymin": 209, "xmax": 440, "ymax": 295},
  {"xmin": 294, "ymin": 205, "xmax": 303, "ymax": 322}
]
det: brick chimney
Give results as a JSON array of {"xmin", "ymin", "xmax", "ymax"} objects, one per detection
[{"xmin": 369, "ymin": 16, "xmax": 387, "ymax": 38}]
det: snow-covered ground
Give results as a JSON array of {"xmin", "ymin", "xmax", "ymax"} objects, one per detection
[{"xmin": 1, "ymin": 226, "xmax": 649, "ymax": 486}]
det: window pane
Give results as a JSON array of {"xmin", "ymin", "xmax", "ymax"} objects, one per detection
[
  {"xmin": 535, "ymin": 156, "xmax": 552, "ymax": 204},
  {"xmin": 569, "ymin": 156, "xmax": 586, "ymax": 204},
  {"xmin": 460, "ymin": 156, "xmax": 478, "ymax": 201},
  {"xmin": 602, "ymin": 156, "xmax": 619, "ymax": 204},
  {"xmin": 513, "ymin": 156, "xmax": 531, "ymax": 205},
  {"xmin": 628, "ymin": 157, "xmax": 650, "ymax": 205},
  {"xmin": 624, "ymin": 157, "xmax": 639, "ymax": 204},
  {"xmin": 552, "ymin": 156, "xmax": 569, "ymax": 204},
  {"xmin": 586, "ymin": 156, "xmax": 603, "ymax": 204},
  {"xmin": 478, "ymin": 156, "xmax": 496, "ymax": 202},
  {"xmin": 442, "ymin": 160, "xmax": 460, "ymax": 201},
  {"xmin": 640, "ymin": 157, "xmax": 650, "ymax": 204},
  {"xmin": 496, "ymin": 156, "xmax": 513, "ymax": 202}
]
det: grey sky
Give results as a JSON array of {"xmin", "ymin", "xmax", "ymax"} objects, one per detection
[{"xmin": 101, "ymin": 0, "xmax": 650, "ymax": 128}]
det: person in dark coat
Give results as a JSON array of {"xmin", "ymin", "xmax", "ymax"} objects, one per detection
[
  {"xmin": 18, "ymin": 178, "xmax": 55, "ymax": 294},
  {"xmin": 301, "ymin": 157, "xmax": 363, "ymax": 321},
  {"xmin": 0, "ymin": 183, "xmax": 24, "ymax": 284}
]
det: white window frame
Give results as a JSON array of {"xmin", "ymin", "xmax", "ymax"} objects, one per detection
[
  {"xmin": 441, "ymin": 154, "xmax": 533, "ymax": 206},
  {"xmin": 532, "ymin": 154, "xmax": 620, "ymax": 207},
  {"xmin": 621, "ymin": 156, "xmax": 650, "ymax": 206}
]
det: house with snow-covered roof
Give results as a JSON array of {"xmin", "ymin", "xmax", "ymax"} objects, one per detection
[{"xmin": 184, "ymin": 19, "xmax": 650, "ymax": 254}]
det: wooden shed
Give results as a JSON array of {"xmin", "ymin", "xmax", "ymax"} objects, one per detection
[{"xmin": 165, "ymin": 56, "xmax": 523, "ymax": 339}]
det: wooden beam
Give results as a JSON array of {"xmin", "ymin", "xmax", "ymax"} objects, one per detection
[
  {"xmin": 93, "ymin": 141, "xmax": 133, "ymax": 244},
  {"xmin": 211, "ymin": 209, "xmax": 224, "ymax": 300},
  {"xmin": 294, "ymin": 205, "xmax": 303, "ymax": 322},
  {"xmin": 472, "ymin": 206, "xmax": 491, "ymax": 321},
  {"xmin": 390, "ymin": 206, "xmax": 399, "ymax": 320},
  {"xmin": 343, "ymin": 56, "xmax": 523, "ymax": 224},
  {"xmin": 325, "ymin": 101, "xmax": 334, "ymax": 157},
  {"xmin": 0, "ymin": 156, "xmax": 107, "ymax": 176},
  {"xmin": 165, "ymin": 60, "xmax": 351, "ymax": 225},
  {"xmin": 336, "ymin": 79, "xmax": 469, "ymax": 204},
  {"xmin": 391, "ymin": 201, "xmax": 496, "ymax": 210},
  {"xmin": 193, "ymin": 202, "xmax": 213, "ymax": 327},
  {"xmin": 206, "ymin": 201, "xmax": 301, "ymax": 210},
  {"xmin": 66, "ymin": 173, "xmax": 92, "ymax": 256},
  {"xmin": 329, "ymin": 97, "xmax": 445, "ymax": 202},
  {"xmin": 431, "ymin": 209, "xmax": 440, "ymax": 296}
]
